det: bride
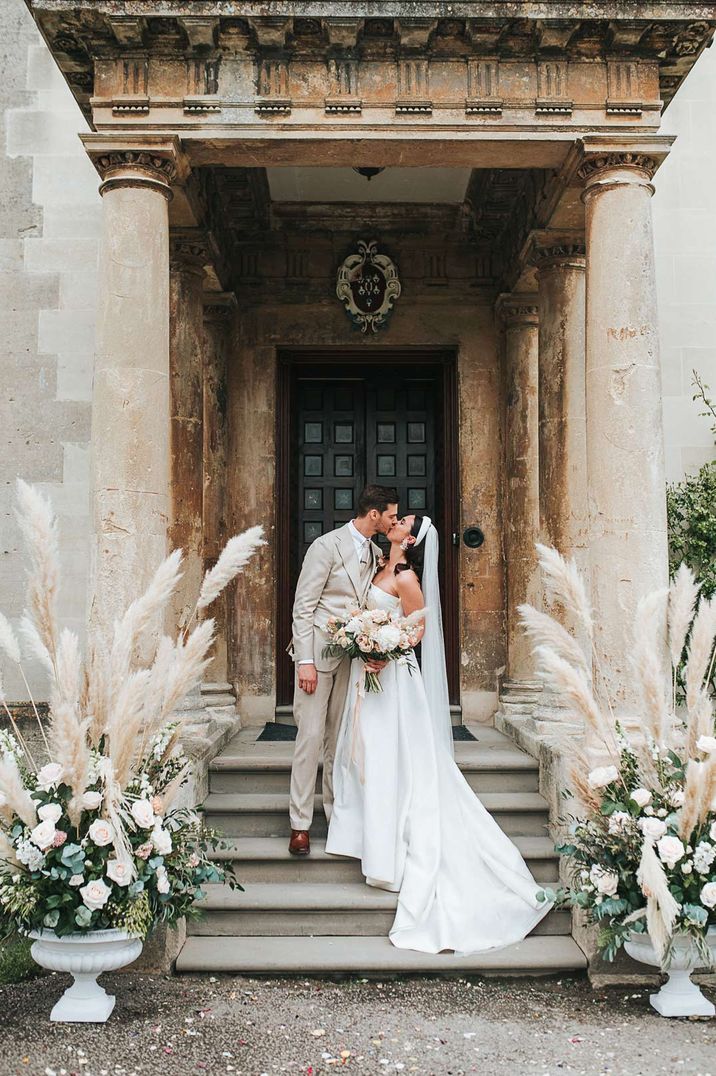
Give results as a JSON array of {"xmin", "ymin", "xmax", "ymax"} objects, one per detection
[{"xmin": 325, "ymin": 513, "xmax": 552, "ymax": 954}]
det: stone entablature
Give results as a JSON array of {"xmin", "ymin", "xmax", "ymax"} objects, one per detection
[{"xmin": 26, "ymin": 4, "xmax": 716, "ymax": 128}]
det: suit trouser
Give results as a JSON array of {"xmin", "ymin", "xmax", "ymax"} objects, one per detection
[{"xmin": 289, "ymin": 658, "xmax": 351, "ymax": 831}]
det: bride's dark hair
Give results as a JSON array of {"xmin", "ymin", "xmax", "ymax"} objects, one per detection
[{"xmin": 395, "ymin": 515, "xmax": 426, "ymax": 582}]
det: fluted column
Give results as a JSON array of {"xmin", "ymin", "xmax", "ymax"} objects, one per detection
[
  {"xmin": 202, "ymin": 294, "xmax": 236, "ymax": 682},
  {"xmin": 82, "ymin": 138, "xmax": 180, "ymax": 641},
  {"xmin": 578, "ymin": 147, "xmax": 670, "ymax": 717},
  {"xmin": 497, "ymin": 295, "xmax": 542, "ymax": 696},
  {"xmin": 169, "ymin": 231, "xmax": 207, "ymax": 633}
]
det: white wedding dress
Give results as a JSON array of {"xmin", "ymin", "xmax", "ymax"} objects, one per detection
[{"xmin": 325, "ymin": 583, "xmax": 552, "ymax": 955}]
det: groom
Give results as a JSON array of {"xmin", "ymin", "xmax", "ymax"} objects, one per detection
[{"xmin": 288, "ymin": 485, "xmax": 399, "ymax": 856}]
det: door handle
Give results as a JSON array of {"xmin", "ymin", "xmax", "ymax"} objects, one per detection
[{"xmin": 451, "ymin": 532, "xmax": 460, "ymax": 547}]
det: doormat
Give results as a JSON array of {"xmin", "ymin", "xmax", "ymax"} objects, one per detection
[{"xmin": 257, "ymin": 723, "xmax": 477, "ymax": 742}]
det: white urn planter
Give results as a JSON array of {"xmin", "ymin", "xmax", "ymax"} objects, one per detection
[
  {"xmin": 625, "ymin": 928, "xmax": 716, "ymax": 1018},
  {"xmin": 29, "ymin": 929, "xmax": 143, "ymax": 1022}
]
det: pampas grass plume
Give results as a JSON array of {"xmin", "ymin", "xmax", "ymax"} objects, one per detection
[
  {"xmin": 518, "ymin": 603, "xmax": 589, "ymax": 674},
  {"xmin": 15, "ymin": 479, "xmax": 60, "ymax": 666},
  {"xmin": 0, "ymin": 751, "xmax": 37, "ymax": 829},
  {"xmin": 197, "ymin": 526, "xmax": 265, "ymax": 610},
  {"xmin": 533, "ymin": 644, "xmax": 612, "ymax": 749},
  {"xmin": 0, "ymin": 613, "xmax": 21, "ymax": 665},
  {"xmin": 535, "ymin": 543, "xmax": 593, "ymax": 635},
  {"xmin": 668, "ymin": 563, "xmax": 700, "ymax": 669},
  {"xmin": 685, "ymin": 595, "xmax": 716, "ymax": 713},
  {"xmin": 630, "ymin": 589, "xmax": 670, "ymax": 746}
]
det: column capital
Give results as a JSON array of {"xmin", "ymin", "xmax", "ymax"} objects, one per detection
[
  {"xmin": 529, "ymin": 230, "xmax": 586, "ymax": 272},
  {"xmin": 81, "ymin": 134, "xmax": 189, "ymax": 200},
  {"xmin": 574, "ymin": 134, "xmax": 674, "ymax": 197},
  {"xmin": 170, "ymin": 229, "xmax": 209, "ymax": 275},
  {"xmin": 496, "ymin": 293, "xmax": 539, "ymax": 328},
  {"xmin": 203, "ymin": 292, "xmax": 237, "ymax": 327}
]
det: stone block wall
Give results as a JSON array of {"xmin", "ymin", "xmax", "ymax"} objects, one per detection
[{"xmin": 1, "ymin": 1, "xmax": 100, "ymax": 700}]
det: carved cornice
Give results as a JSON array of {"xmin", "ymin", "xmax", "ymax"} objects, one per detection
[
  {"xmin": 170, "ymin": 230, "xmax": 209, "ymax": 274},
  {"xmin": 577, "ymin": 151, "xmax": 659, "ymax": 184},
  {"xmin": 203, "ymin": 292, "xmax": 237, "ymax": 328},
  {"xmin": 495, "ymin": 294, "xmax": 539, "ymax": 327},
  {"xmin": 533, "ymin": 241, "xmax": 586, "ymax": 271}
]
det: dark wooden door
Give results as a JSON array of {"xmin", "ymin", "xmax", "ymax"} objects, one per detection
[{"xmin": 277, "ymin": 354, "xmax": 459, "ymax": 710}]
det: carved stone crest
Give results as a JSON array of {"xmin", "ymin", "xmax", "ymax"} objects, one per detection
[{"xmin": 336, "ymin": 241, "xmax": 401, "ymax": 333}]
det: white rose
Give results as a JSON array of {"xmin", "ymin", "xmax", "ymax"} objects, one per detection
[
  {"xmin": 88, "ymin": 818, "xmax": 114, "ymax": 848},
  {"xmin": 630, "ymin": 788, "xmax": 652, "ymax": 809},
  {"xmin": 155, "ymin": 865, "xmax": 170, "ymax": 895},
  {"xmin": 696, "ymin": 735, "xmax": 716, "ymax": 754},
  {"xmin": 151, "ymin": 826, "xmax": 172, "ymax": 856},
  {"xmin": 374, "ymin": 625, "xmax": 402, "ymax": 653},
  {"xmin": 657, "ymin": 834, "xmax": 686, "ymax": 869},
  {"xmin": 37, "ymin": 803, "xmax": 62, "ymax": 825},
  {"xmin": 130, "ymin": 799, "xmax": 156, "ymax": 829},
  {"xmin": 588, "ymin": 766, "xmax": 619, "ymax": 789},
  {"xmin": 81, "ymin": 791, "xmax": 102, "ymax": 811},
  {"xmin": 36, "ymin": 762, "xmax": 63, "ymax": 791},
  {"xmin": 639, "ymin": 817, "xmax": 668, "ymax": 842},
  {"xmin": 80, "ymin": 878, "xmax": 111, "ymax": 912},
  {"xmin": 69, "ymin": 874, "xmax": 84, "ymax": 887},
  {"xmin": 670, "ymin": 790, "xmax": 685, "ymax": 808},
  {"xmin": 106, "ymin": 859, "xmax": 132, "ymax": 887},
  {"xmin": 607, "ymin": 811, "xmax": 631, "ymax": 836},
  {"xmin": 589, "ymin": 865, "xmax": 619, "ymax": 896},
  {"xmin": 681, "ymin": 860, "xmax": 693, "ymax": 875},
  {"xmin": 30, "ymin": 819, "xmax": 56, "ymax": 850},
  {"xmin": 700, "ymin": 882, "xmax": 716, "ymax": 909},
  {"xmin": 710, "ymin": 822, "xmax": 716, "ymax": 842}
]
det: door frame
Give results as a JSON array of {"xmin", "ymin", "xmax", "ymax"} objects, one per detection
[{"xmin": 275, "ymin": 348, "xmax": 460, "ymax": 709}]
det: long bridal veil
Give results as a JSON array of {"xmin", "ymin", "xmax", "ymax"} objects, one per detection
[{"xmin": 417, "ymin": 520, "xmax": 454, "ymax": 759}]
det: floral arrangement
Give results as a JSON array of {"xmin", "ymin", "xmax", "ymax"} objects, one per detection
[
  {"xmin": 322, "ymin": 606, "xmax": 424, "ymax": 692},
  {"xmin": 520, "ymin": 547, "xmax": 716, "ymax": 967},
  {"xmin": 0, "ymin": 480, "xmax": 265, "ymax": 939}
]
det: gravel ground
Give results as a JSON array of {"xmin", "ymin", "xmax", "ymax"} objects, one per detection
[{"xmin": 1, "ymin": 972, "xmax": 715, "ymax": 1076}]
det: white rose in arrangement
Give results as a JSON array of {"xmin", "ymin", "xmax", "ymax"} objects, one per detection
[
  {"xmin": 587, "ymin": 766, "xmax": 619, "ymax": 789},
  {"xmin": 681, "ymin": 860, "xmax": 693, "ymax": 875},
  {"xmin": 589, "ymin": 865, "xmax": 619, "ymax": 896},
  {"xmin": 369, "ymin": 609, "xmax": 389, "ymax": 624},
  {"xmin": 130, "ymin": 799, "xmax": 156, "ymax": 829},
  {"xmin": 356, "ymin": 634, "xmax": 373, "ymax": 653},
  {"xmin": 639, "ymin": 817, "xmax": 667, "ymax": 842},
  {"xmin": 80, "ymin": 878, "xmax": 111, "ymax": 911},
  {"xmin": 29, "ymin": 819, "xmax": 56, "ymax": 850},
  {"xmin": 81, "ymin": 790, "xmax": 102, "ymax": 811},
  {"xmin": 657, "ymin": 834, "xmax": 686, "ymax": 869},
  {"xmin": 701, "ymin": 882, "xmax": 716, "ymax": 909},
  {"xmin": 607, "ymin": 811, "xmax": 631, "ymax": 836},
  {"xmin": 693, "ymin": 841, "xmax": 716, "ymax": 875},
  {"xmin": 106, "ymin": 859, "xmax": 132, "ymax": 887},
  {"xmin": 69, "ymin": 874, "xmax": 84, "ymax": 887},
  {"xmin": 88, "ymin": 818, "xmax": 114, "ymax": 847},
  {"xmin": 669, "ymin": 789, "xmax": 685, "ymax": 808},
  {"xmin": 155, "ymin": 865, "xmax": 171, "ymax": 895},
  {"xmin": 16, "ymin": 839, "xmax": 45, "ymax": 871},
  {"xmin": 37, "ymin": 802, "xmax": 62, "ymax": 825},
  {"xmin": 374, "ymin": 624, "xmax": 402, "ymax": 652},
  {"xmin": 630, "ymin": 788, "xmax": 652, "ymax": 809},
  {"xmin": 696, "ymin": 735, "xmax": 716, "ymax": 754},
  {"xmin": 35, "ymin": 762, "xmax": 63, "ymax": 791},
  {"xmin": 151, "ymin": 825, "xmax": 172, "ymax": 856},
  {"xmin": 345, "ymin": 617, "xmax": 363, "ymax": 636},
  {"xmin": 710, "ymin": 822, "xmax": 716, "ymax": 842}
]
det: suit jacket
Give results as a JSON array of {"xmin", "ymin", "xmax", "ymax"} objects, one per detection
[{"xmin": 291, "ymin": 524, "xmax": 382, "ymax": 672}]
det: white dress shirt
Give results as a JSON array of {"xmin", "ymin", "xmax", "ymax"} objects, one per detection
[{"xmin": 298, "ymin": 522, "xmax": 372, "ymax": 666}]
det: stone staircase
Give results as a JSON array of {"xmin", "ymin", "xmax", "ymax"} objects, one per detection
[{"xmin": 176, "ymin": 725, "xmax": 586, "ymax": 976}]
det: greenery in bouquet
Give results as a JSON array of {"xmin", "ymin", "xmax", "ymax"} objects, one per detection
[
  {"xmin": 0, "ymin": 481, "xmax": 265, "ymax": 940},
  {"xmin": 322, "ymin": 606, "xmax": 424, "ymax": 691},
  {"xmin": 519, "ymin": 547, "xmax": 716, "ymax": 968}
]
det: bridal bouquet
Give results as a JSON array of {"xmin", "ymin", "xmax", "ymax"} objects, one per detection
[
  {"xmin": 0, "ymin": 480, "xmax": 265, "ymax": 940},
  {"xmin": 520, "ymin": 547, "xmax": 716, "ymax": 968},
  {"xmin": 322, "ymin": 606, "xmax": 423, "ymax": 692}
]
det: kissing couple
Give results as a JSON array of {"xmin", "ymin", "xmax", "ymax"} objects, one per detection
[{"xmin": 289, "ymin": 485, "xmax": 551, "ymax": 955}]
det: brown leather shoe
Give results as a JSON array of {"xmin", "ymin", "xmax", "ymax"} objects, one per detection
[{"xmin": 288, "ymin": 829, "xmax": 310, "ymax": 857}]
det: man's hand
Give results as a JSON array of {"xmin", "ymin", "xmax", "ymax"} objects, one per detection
[
  {"xmin": 365, "ymin": 659, "xmax": 388, "ymax": 675},
  {"xmin": 298, "ymin": 662, "xmax": 318, "ymax": 694}
]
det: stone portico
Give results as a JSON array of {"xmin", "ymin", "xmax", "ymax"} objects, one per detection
[{"xmin": 22, "ymin": 1, "xmax": 716, "ymax": 975}]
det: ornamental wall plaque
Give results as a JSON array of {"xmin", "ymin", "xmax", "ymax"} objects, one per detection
[{"xmin": 336, "ymin": 240, "xmax": 401, "ymax": 333}]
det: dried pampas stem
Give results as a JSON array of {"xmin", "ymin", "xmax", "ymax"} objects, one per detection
[
  {"xmin": 535, "ymin": 544, "xmax": 593, "ymax": 635},
  {"xmin": 637, "ymin": 838, "xmax": 680, "ymax": 962},
  {"xmin": 679, "ymin": 758, "xmax": 706, "ymax": 841},
  {"xmin": 0, "ymin": 751, "xmax": 37, "ymax": 829},
  {"xmin": 631, "ymin": 589, "xmax": 670, "ymax": 747},
  {"xmin": 533, "ymin": 645, "xmax": 616, "ymax": 756},
  {"xmin": 196, "ymin": 527, "xmax": 266, "ymax": 612},
  {"xmin": 685, "ymin": 596, "xmax": 716, "ymax": 714},
  {"xmin": 15, "ymin": 479, "xmax": 60, "ymax": 672},
  {"xmin": 668, "ymin": 563, "xmax": 700, "ymax": 672},
  {"xmin": 518, "ymin": 603, "xmax": 590, "ymax": 675}
]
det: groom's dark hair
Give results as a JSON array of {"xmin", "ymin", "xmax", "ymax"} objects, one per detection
[{"xmin": 356, "ymin": 485, "xmax": 399, "ymax": 517}]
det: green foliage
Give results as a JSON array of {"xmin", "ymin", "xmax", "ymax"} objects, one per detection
[{"xmin": 0, "ymin": 936, "xmax": 43, "ymax": 984}]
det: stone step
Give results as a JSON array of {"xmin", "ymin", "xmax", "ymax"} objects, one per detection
[
  {"xmin": 176, "ymin": 934, "xmax": 586, "ymax": 975},
  {"xmin": 209, "ymin": 749, "xmax": 539, "ymax": 794},
  {"xmin": 187, "ymin": 882, "xmax": 569, "ymax": 938},
  {"xmin": 208, "ymin": 835, "xmax": 559, "ymax": 883},
  {"xmin": 203, "ymin": 791, "xmax": 551, "ymax": 839}
]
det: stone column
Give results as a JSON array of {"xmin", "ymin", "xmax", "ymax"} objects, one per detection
[
  {"xmin": 202, "ymin": 294, "xmax": 236, "ymax": 684},
  {"xmin": 81, "ymin": 139, "xmax": 179, "ymax": 641},
  {"xmin": 497, "ymin": 295, "xmax": 542, "ymax": 701},
  {"xmin": 578, "ymin": 148, "xmax": 669, "ymax": 717},
  {"xmin": 169, "ymin": 231, "xmax": 207, "ymax": 634},
  {"xmin": 535, "ymin": 242, "xmax": 588, "ymax": 566}
]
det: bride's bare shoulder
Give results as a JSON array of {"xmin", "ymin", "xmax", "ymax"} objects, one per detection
[{"xmin": 395, "ymin": 567, "xmax": 422, "ymax": 596}]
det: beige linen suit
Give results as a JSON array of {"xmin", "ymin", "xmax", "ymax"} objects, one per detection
[{"xmin": 289, "ymin": 524, "xmax": 380, "ymax": 830}]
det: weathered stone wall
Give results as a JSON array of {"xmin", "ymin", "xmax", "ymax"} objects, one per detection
[
  {"xmin": 653, "ymin": 41, "xmax": 716, "ymax": 480},
  {"xmin": 1, "ymin": 0, "xmax": 99, "ymax": 700},
  {"xmin": 227, "ymin": 290, "xmax": 502, "ymax": 724}
]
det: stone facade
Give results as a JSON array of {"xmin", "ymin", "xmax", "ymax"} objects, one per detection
[{"xmin": 1, "ymin": 0, "xmax": 715, "ymax": 720}]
